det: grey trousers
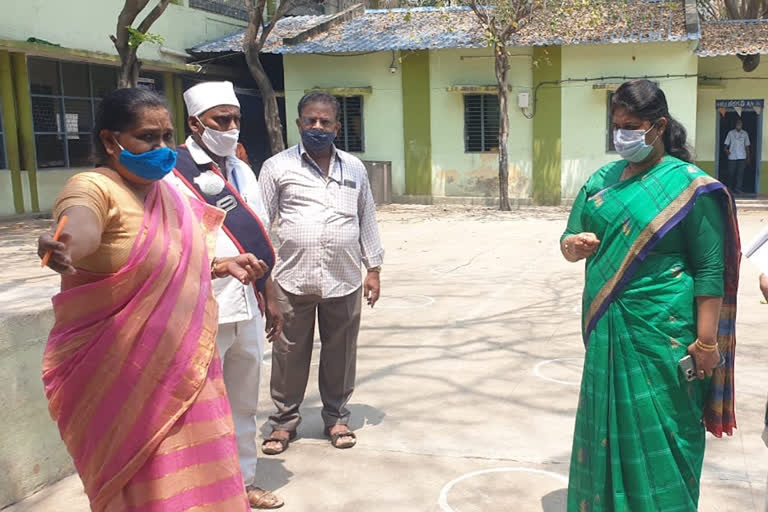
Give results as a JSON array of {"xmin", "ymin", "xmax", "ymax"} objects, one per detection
[
  {"xmin": 727, "ymin": 158, "xmax": 747, "ymax": 192},
  {"xmin": 269, "ymin": 284, "xmax": 362, "ymax": 432}
]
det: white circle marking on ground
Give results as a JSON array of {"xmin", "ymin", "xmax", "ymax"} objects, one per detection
[
  {"xmin": 375, "ymin": 294, "xmax": 436, "ymax": 309},
  {"xmin": 438, "ymin": 467, "xmax": 568, "ymax": 512},
  {"xmin": 533, "ymin": 358, "xmax": 583, "ymax": 386}
]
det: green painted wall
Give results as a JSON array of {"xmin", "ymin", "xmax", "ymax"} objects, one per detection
[
  {"xmin": 696, "ymin": 57, "xmax": 768, "ymax": 195},
  {"xmin": 0, "ymin": 0, "xmax": 246, "ymax": 67},
  {"xmin": 697, "ymin": 160, "xmax": 716, "ymax": 177},
  {"xmin": 11, "ymin": 52, "xmax": 40, "ymax": 212},
  {"xmin": 560, "ymin": 42, "xmax": 699, "ymax": 199},
  {"xmin": 532, "ymin": 46, "xmax": 561, "ymax": 205},
  {"xmin": 282, "ymin": 52, "xmax": 406, "ymax": 195},
  {"xmin": 281, "ymin": 42, "xmax": 704, "ymax": 203},
  {"xmin": 402, "ymin": 50, "xmax": 432, "ymax": 196},
  {"xmin": 429, "ymin": 47, "xmax": 533, "ymax": 199},
  {"xmin": 0, "ymin": 50, "xmax": 23, "ymax": 215}
]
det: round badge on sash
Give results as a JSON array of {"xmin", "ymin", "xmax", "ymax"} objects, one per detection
[{"xmin": 194, "ymin": 170, "xmax": 227, "ymax": 196}]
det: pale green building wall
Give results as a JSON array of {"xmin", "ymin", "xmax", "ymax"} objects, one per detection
[
  {"xmin": 0, "ymin": 0, "xmax": 246, "ymax": 216},
  {"xmin": 560, "ymin": 42, "xmax": 699, "ymax": 199},
  {"xmin": 282, "ymin": 52, "xmax": 406, "ymax": 195},
  {"xmin": 696, "ymin": 56, "xmax": 768, "ymax": 193},
  {"xmin": 428, "ymin": 48, "xmax": 533, "ymax": 199},
  {"xmin": 0, "ymin": 170, "xmax": 76, "ymax": 217},
  {"xmin": 0, "ymin": 169, "xmax": 94, "ymax": 215},
  {"xmin": 0, "ymin": 172, "xmax": 18, "ymax": 217},
  {"xmin": 0, "ymin": 0, "xmax": 245, "ymax": 65}
]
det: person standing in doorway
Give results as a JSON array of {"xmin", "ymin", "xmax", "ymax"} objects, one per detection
[
  {"xmin": 724, "ymin": 118, "xmax": 751, "ymax": 194},
  {"xmin": 167, "ymin": 81, "xmax": 284, "ymax": 509},
  {"xmin": 259, "ymin": 91, "xmax": 385, "ymax": 455}
]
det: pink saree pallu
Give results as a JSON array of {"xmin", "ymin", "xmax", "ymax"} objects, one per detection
[{"xmin": 42, "ymin": 181, "xmax": 249, "ymax": 512}]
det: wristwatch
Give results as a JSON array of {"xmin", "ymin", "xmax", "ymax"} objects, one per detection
[{"xmin": 367, "ymin": 266, "xmax": 382, "ymax": 273}]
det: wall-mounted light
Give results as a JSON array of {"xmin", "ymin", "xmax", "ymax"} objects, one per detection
[{"xmin": 389, "ymin": 50, "xmax": 398, "ymax": 74}]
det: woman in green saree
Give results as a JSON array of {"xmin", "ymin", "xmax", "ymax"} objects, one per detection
[{"xmin": 561, "ymin": 80, "xmax": 740, "ymax": 511}]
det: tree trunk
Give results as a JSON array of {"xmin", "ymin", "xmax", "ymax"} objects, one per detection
[
  {"xmin": 495, "ymin": 45, "xmax": 512, "ymax": 211},
  {"xmin": 117, "ymin": 50, "xmax": 141, "ymax": 88},
  {"xmin": 245, "ymin": 51, "xmax": 286, "ymax": 154},
  {"xmin": 112, "ymin": 0, "xmax": 171, "ymax": 89}
]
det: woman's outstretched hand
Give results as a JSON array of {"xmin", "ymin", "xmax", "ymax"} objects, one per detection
[{"xmin": 38, "ymin": 232, "xmax": 76, "ymax": 275}]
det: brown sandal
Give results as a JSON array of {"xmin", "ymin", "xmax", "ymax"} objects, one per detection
[
  {"xmin": 326, "ymin": 426, "xmax": 357, "ymax": 449},
  {"xmin": 261, "ymin": 430, "xmax": 296, "ymax": 455},
  {"xmin": 246, "ymin": 486, "xmax": 284, "ymax": 509}
]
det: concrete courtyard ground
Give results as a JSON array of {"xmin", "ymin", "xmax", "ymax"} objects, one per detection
[{"xmin": 3, "ymin": 205, "xmax": 768, "ymax": 512}]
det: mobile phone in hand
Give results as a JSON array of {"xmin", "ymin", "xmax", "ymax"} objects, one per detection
[
  {"xmin": 679, "ymin": 355, "xmax": 696, "ymax": 382},
  {"xmin": 679, "ymin": 352, "xmax": 726, "ymax": 382}
]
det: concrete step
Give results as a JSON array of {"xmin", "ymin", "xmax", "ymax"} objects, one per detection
[{"xmin": 735, "ymin": 198, "xmax": 768, "ymax": 210}]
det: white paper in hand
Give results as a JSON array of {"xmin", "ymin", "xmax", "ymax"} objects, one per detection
[{"xmin": 743, "ymin": 224, "xmax": 768, "ymax": 275}]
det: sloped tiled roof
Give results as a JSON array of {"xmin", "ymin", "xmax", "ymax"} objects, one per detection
[
  {"xmin": 189, "ymin": 14, "xmax": 336, "ymax": 55},
  {"xmin": 189, "ymin": 1, "xmax": 696, "ymax": 56},
  {"xmin": 697, "ymin": 20, "xmax": 768, "ymax": 56}
]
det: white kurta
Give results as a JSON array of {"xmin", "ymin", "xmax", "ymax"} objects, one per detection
[{"xmin": 165, "ymin": 137, "xmax": 270, "ymax": 486}]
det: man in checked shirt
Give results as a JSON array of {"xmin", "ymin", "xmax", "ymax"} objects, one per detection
[{"xmin": 260, "ymin": 91, "xmax": 384, "ymax": 454}]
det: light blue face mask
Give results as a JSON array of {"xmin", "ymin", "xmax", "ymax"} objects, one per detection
[
  {"xmin": 613, "ymin": 125, "xmax": 659, "ymax": 163},
  {"xmin": 117, "ymin": 143, "xmax": 178, "ymax": 181}
]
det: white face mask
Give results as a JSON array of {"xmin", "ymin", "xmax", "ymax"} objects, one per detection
[
  {"xmin": 197, "ymin": 117, "xmax": 239, "ymax": 157},
  {"xmin": 613, "ymin": 125, "xmax": 659, "ymax": 163}
]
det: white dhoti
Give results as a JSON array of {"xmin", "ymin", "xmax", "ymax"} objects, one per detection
[{"xmin": 217, "ymin": 316, "xmax": 265, "ymax": 486}]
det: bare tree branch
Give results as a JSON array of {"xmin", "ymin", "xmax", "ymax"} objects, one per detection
[
  {"xmin": 246, "ymin": 0, "xmax": 268, "ymax": 52},
  {"xmin": 112, "ymin": 0, "xmax": 170, "ymax": 88},
  {"xmin": 114, "ymin": 0, "xmax": 151, "ymax": 52},
  {"xmin": 137, "ymin": 0, "xmax": 172, "ymax": 35},
  {"xmin": 466, "ymin": 2, "xmax": 495, "ymax": 37}
]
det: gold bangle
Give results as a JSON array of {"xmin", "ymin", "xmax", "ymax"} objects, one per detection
[{"xmin": 695, "ymin": 339, "xmax": 718, "ymax": 352}]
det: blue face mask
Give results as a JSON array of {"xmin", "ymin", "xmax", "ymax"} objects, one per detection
[
  {"xmin": 117, "ymin": 143, "xmax": 178, "ymax": 181},
  {"xmin": 301, "ymin": 129, "xmax": 336, "ymax": 153}
]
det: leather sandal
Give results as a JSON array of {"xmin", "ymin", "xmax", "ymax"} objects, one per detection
[
  {"xmin": 246, "ymin": 486, "xmax": 284, "ymax": 509},
  {"xmin": 261, "ymin": 430, "xmax": 296, "ymax": 455},
  {"xmin": 325, "ymin": 426, "xmax": 357, "ymax": 449}
]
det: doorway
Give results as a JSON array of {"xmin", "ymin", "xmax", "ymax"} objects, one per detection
[{"xmin": 715, "ymin": 99, "xmax": 764, "ymax": 197}]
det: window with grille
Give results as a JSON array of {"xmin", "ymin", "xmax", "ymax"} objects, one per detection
[
  {"xmin": 28, "ymin": 58, "xmax": 120, "ymax": 169},
  {"xmin": 464, "ymin": 94, "xmax": 500, "ymax": 153},
  {"xmin": 335, "ymin": 96, "xmax": 364, "ymax": 153}
]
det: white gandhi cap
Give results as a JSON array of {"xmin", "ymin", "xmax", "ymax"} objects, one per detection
[{"xmin": 183, "ymin": 81, "xmax": 240, "ymax": 117}]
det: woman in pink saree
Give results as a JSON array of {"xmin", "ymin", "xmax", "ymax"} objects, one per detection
[{"xmin": 38, "ymin": 88, "xmax": 267, "ymax": 511}]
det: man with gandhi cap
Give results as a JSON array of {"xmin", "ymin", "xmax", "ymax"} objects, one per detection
[{"xmin": 165, "ymin": 81, "xmax": 284, "ymax": 509}]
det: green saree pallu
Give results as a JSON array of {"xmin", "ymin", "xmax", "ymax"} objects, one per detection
[{"xmin": 565, "ymin": 156, "xmax": 741, "ymax": 512}]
